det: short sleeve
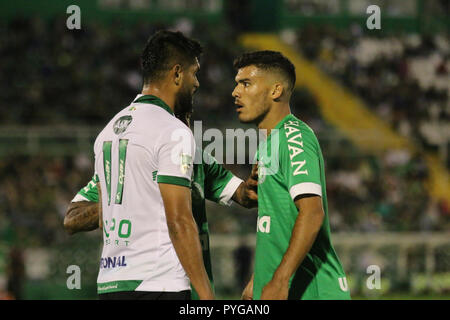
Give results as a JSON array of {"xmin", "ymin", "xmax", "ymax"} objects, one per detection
[
  {"xmin": 156, "ymin": 125, "xmax": 195, "ymax": 187},
  {"xmin": 72, "ymin": 174, "xmax": 99, "ymax": 202},
  {"xmin": 203, "ymin": 152, "xmax": 243, "ymax": 206},
  {"xmin": 280, "ymin": 122, "xmax": 322, "ymax": 201}
]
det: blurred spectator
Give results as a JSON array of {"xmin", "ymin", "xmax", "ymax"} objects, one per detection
[{"xmin": 293, "ymin": 26, "xmax": 449, "ymax": 166}]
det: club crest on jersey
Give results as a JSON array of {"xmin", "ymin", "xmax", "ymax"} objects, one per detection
[
  {"xmin": 113, "ymin": 115, "xmax": 133, "ymax": 134},
  {"xmin": 180, "ymin": 153, "xmax": 193, "ymax": 174}
]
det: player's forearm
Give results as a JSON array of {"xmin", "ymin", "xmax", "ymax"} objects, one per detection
[
  {"xmin": 241, "ymin": 273, "xmax": 254, "ymax": 300},
  {"xmin": 232, "ymin": 182, "xmax": 257, "ymax": 208},
  {"xmin": 63, "ymin": 201, "xmax": 100, "ymax": 235},
  {"xmin": 167, "ymin": 216, "xmax": 214, "ymax": 299},
  {"xmin": 272, "ymin": 208, "xmax": 324, "ymax": 283}
]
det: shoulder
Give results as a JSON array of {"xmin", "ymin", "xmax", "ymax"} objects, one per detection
[
  {"xmin": 130, "ymin": 105, "xmax": 193, "ymax": 145},
  {"xmin": 279, "ymin": 116, "xmax": 318, "ymax": 150},
  {"xmin": 157, "ymin": 117, "xmax": 194, "ymax": 145}
]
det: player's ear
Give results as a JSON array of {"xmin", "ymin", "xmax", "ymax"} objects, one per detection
[
  {"xmin": 173, "ymin": 64, "xmax": 183, "ymax": 86},
  {"xmin": 271, "ymin": 83, "xmax": 284, "ymax": 101}
]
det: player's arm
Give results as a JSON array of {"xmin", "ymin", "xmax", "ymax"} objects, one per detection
[
  {"xmin": 157, "ymin": 125, "xmax": 213, "ymax": 299},
  {"xmin": 63, "ymin": 175, "xmax": 101, "ymax": 235},
  {"xmin": 159, "ymin": 183, "xmax": 214, "ymax": 300},
  {"xmin": 260, "ymin": 195, "xmax": 324, "ymax": 300},
  {"xmin": 232, "ymin": 163, "xmax": 258, "ymax": 208},
  {"xmin": 203, "ymin": 151, "xmax": 257, "ymax": 209},
  {"xmin": 241, "ymin": 273, "xmax": 254, "ymax": 300},
  {"xmin": 64, "ymin": 201, "xmax": 99, "ymax": 235}
]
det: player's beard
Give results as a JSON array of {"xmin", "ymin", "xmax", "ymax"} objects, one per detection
[
  {"xmin": 239, "ymin": 95, "xmax": 271, "ymax": 126},
  {"xmin": 174, "ymin": 84, "xmax": 194, "ymax": 120},
  {"xmin": 176, "ymin": 111, "xmax": 192, "ymax": 128}
]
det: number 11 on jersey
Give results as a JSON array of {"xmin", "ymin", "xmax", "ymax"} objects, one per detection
[{"xmin": 102, "ymin": 139, "xmax": 129, "ymax": 205}]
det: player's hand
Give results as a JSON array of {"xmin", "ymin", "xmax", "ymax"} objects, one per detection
[
  {"xmin": 241, "ymin": 276, "xmax": 254, "ymax": 300},
  {"xmin": 260, "ymin": 279, "xmax": 289, "ymax": 300},
  {"xmin": 246, "ymin": 163, "xmax": 258, "ymax": 197},
  {"xmin": 243, "ymin": 163, "xmax": 258, "ymax": 206},
  {"xmin": 233, "ymin": 164, "xmax": 258, "ymax": 208}
]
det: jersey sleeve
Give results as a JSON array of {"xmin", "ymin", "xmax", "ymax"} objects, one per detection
[
  {"xmin": 72, "ymin": 174, "xmax": 99, "ymax": 203},
  {"xmin": 203, "ymin": 152, "xmax": 243, "ymax": 206},
  {"xmin": 280, "ymin": 124, "xmax": 322, "ymax": 201},
  {"xmin": 156, "ymin": 125, "xmax": 195, "ymax": 187}
]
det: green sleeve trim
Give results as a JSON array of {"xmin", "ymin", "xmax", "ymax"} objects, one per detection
[
  {"xmin": 77, "ymin": 190, "xmax": 98, "ymax": 202},
  {"xmin": 77, "ymin": 175, "xmax": 100, "ymax": 202},
  {"xmin": 157, "ymin": 175, "xmax": 191, "ymax": 187}
]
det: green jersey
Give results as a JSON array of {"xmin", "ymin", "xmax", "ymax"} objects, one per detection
[
  {"xmin": 189, "ymin": 150, "xmax": 243, "ymax": 299},
  {"xmin": 73, "ymin": 150, "xmax": 243, "ymax": 299},
  {"xmin": 254, "ymin": 114, "xmax": 350, "ymax": 300}
]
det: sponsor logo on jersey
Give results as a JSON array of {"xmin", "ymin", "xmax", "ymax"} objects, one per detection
[
  {"xmin": 180, "ymin": 153, "xmax": 193, "ymax": 174},
  {"xmin": 113, "ymin": 115, "xmax": 133, "ymax": 134},
  {"xmin": 284, "ymin": 120, "xmax": 308, "ymax": 176},
  {"xmin": 100, "ymin": 255, "xmax": 127, "ymax": 269},
  {"xmin": 257, "ymin": 216, "xmax": 271, "ymax": 234}
]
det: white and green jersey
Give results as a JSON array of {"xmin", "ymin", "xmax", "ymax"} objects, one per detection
[
  {"xmin": 254, "ymin": 114, "xmax": 350, "ymax": 300},
  {"xmin": 71, "ymin": 174, "xmax": 99, "ymax": 203},
  {"xmin": 74, "ymin": 124, "xmax": 243, "ymax": 296},
  {"xmin": 93, "ymin": 94, "xmax": 195, "ymax": 294}
]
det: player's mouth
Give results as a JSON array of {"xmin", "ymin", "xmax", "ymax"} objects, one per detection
[{"xmin": 235, "ymin": 101, "xmax": 244, "ymax": 112}]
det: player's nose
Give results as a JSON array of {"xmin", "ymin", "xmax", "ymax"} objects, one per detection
[
  {"xmin": 193, "ymin": 81, "xmax": 199, "ymax": 93},
  {"xmin": 232, "ymin": 86, "xmax": 239, "ymax": 98}
]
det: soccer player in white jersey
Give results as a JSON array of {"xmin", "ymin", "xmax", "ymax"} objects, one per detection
[
  {"xmin": 64, "ymin": 112, "xmax": 259, "ymax": 300},
  {"xmin": 91, "ymin": 30, "xmax": 213, "ymax": 300}
]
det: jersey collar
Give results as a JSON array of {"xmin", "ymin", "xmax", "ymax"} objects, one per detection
[
  {"xmin": 262, "ymin": 114, "xmax": 295, "ymax": 141},
  {"xmin": 274, "ymin": 113, "xmax": 295, "ymax": 130},
  {"xmin": 133, "ymin": 94, "xmax": 174, "ymax": 116}
]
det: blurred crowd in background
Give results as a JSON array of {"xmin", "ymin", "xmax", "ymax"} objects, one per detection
[
  {"xmin": 0, "ymin": 17, "xmax": 241, "ymax": 127},
  {"xmin": 1, "ymin": 16, "xmax": 448, "ymax": 239},
  {"xmin": 0, "ymin": 12, "xmax": 449, "ymax": 299},
  {"xmin": 292, "ymin": 26, "xmax": 449, "ymax": 162}
]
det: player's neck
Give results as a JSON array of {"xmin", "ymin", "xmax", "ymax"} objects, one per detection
[
  {"xmin": 141, "ymin": 84, "xmax": 176, "ymax": 113},
  {"xmin": 257, "ymin": 103, "xmax": 291, "ymax": 136}
]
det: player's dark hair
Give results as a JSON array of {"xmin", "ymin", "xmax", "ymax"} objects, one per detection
[
  {"xmin": 233, "ymin": 50, "xmax": 296, "ymax": 93},
  {"xmin": 141, "ymin": 30, "xmax": 203, "ymax": 83}
]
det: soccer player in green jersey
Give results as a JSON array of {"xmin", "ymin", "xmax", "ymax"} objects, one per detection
[
  {"xmin": 232, "ymin": 51, "xmax": 350, "ymax": 300},
  {"xmin": 64, "ymin": 112, "xmax": 258, "ymax": 300}
]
